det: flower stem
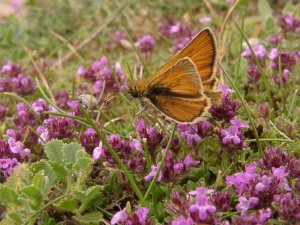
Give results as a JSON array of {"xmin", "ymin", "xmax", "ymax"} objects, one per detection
[
  {"xmin": 143, "ymin": 123, "xmax": 177, "ymax": 202},
  {"xmin": 79, "ymin": 106, "xmax": 144, "ymax": 202},
  {"xmin": 30, "ymin": 195, "xmax": 65, "ymax": 221}
]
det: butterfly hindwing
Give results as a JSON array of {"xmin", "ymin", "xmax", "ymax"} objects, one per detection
[
  {"xmin": 148, "ymin": 95, "xmax": 211, "ymax": 123},
  {"xmin": 144, "ymin": 57, "xmax": 210, "ymax": 123}
]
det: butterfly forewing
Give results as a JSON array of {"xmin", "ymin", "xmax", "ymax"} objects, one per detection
[
  {"xmin": 146, "ymin": 57, "xmax": 203, "ymax": 98},
  {"xmin": 155, "ymin": 28, "xmax": 216, "ymax": 91}
]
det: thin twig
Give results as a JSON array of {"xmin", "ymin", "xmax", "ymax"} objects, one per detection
[
  {"xmin": 21, "ymin": 43, "xmax": 56, "ymax": 102},
  {"xmin": 50, "ymin": 30, "xmax": 84, "ymax": 62},
  {"xmin": 269, "ymin": 120, "xmax": 292, "ymax": 141}
]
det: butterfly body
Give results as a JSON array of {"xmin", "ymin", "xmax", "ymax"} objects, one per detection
[{"xmin": 127, "ymin": 28, "xmax": 220, "ymax": 124}]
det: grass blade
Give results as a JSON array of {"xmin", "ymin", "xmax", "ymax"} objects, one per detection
[{"xmin": 235, "ymin": 22, "xmax": 274, "ymax": 122}]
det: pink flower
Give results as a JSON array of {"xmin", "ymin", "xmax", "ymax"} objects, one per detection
[
  {"xmin": 111, "ymin": 208, "xmax": 128, "ymax": 225},
  {"xmin": 199, "ymin": 16, "xmax": 211, "ymax": 24},
  {"xmin": 93, "ymin": 141, "xmax": 104, "ymax": 160},
  {"xmin": 189, "ymin": 187, "xmax": 216, "ymax": 221},
  {"xmin": 144, "ymin": 164, "xmax": 162, "ymax": 182}
]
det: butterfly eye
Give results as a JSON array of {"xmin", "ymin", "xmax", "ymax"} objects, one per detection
[{"xmin": 129, "ymin": 87, "xmax": 139, "ymax": 98}]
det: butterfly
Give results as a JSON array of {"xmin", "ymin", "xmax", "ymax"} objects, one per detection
[{"xmin": 127, "ymin": 28, "xmax": 220, "ymax": 124}]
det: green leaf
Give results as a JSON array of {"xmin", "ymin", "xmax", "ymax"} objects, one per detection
[
  {"xmin": 6, "ymin": 164, "xmax": 31, "ymax": 190},
  {"xmin": 21, "ymin": 186, "xmax": 41, "ymax": 200},
  {"xmin": 74, "ymin": 157, "xmax": 93, "ymax": 172},
  {"xmin": 63, "ymin": 142, "xmax": 84, "ymax": 164},
  {"xmin": 32, "ymin": 170, "xmax": 45, "ymax": 188},
  {"xmin": 44, "ymin": 140, "xmax": 64, "ymax": 163},
  {"xmin": 79, "ymin": 186, "xmax": 102, "ymax": 213},
  {"xmin": 73, "ymin": 190, "xmax": 86, "ymax": 202},
  {"xmin": 75, "ymin": 149, "xmax": 90, "ymax": 160},
  {"xmin": 74, "ymin": 212, "xmax": 103, "ymax": 224},
  {"xmin": 57, "ymin": 199, "xmax": 77, "ymax": 212},
  {"xmin": 30, "ymin": 160, "xmax": 56, "ymax": 192},
  {"xmin": 49, "ymin": 161, "xmax": 67, "ymax": 182},
  {"xmin": 0, "ymin": 186, "xmax": 21, "ymax": 206}
]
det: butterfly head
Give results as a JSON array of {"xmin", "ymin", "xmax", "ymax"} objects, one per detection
[
  {"xmin": 125, "ymin": 79, "xmax": 139, "ymax": 98},
  {"xmin": 127, "ymin": 86, "xmax": 139, "ymax": 98}
]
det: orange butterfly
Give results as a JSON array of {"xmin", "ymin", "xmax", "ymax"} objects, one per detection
[{"xmin": 127, "ymin": 28, "xmax": 220, "ymax": 124}]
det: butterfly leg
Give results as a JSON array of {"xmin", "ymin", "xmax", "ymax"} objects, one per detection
[{"xmin": 136, "ymin": 100, "xmax": 147, "ymax": 115}]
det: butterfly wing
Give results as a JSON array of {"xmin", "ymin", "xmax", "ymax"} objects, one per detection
[
  {"xmin": 146, "ymin": 57, "xmax": 203, "ymax": 98},
  {"xmin": 156, "ymin": 28, "xmax": 217, "ymax": 91},
  {"xmin": 149, "ymin": 95, "xmax": 211, "ymax": 123},
  {"xmin": 145, "ymin": 57, "xmax": 210, "ymax": 123}
]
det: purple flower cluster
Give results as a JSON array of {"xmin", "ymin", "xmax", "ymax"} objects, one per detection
[
  {"xmin": 0, "ymin": 138, "xmax": 30, "ymax": 178},
  {"xmin": 279, "ymin": 13, "xmax": 300, "ymax": 33},
  {"xmin": 77, "ymin": 56, "xmax": 126, "ymax": 98},
  {"xmin": 219, "ymin": 119, "xmax": 248, "ymax": 154},
  {"xmin": 158, "ymin": 20, "xmax": 193, "ymax": 52},
  {"xmin": 225, "ymin": 146, "xmax": 300, "ymax": 224},
  {"xmin": 11, "ymin": 102, "xmax": 38, "ymax": 142},
  {"xmin": 54, "ymin": 90, "xmax": 70, "ymax": 109},
  {"xmin": 38, "ymin": 117, "xmax": 74, "ymax": 142},
  {"xmin": 268, "ymin": 34, "xmax": 283, "ymax": 46},
  {"xmin": 93, "ymin": 134, "xmax": 146, "ymax": 171},
  {"xmin": 133, "ymin": 119, "xmax": 163, "ymax": 155},
  {"xmin": 209, "ymin": 85, "xmax": 240, "ymax": 122},
  {"xmin": 268, "ymin": 48, "xmax": 299, "ymax": 86},
  {"xmin": 170, "ymin": 187, "xmax": 229, "ymax": 225},
  {"xmin": 177, "ymin": 119, "xmax": 210, "ymax": 148},
  {"xmin": 199, "ymin": 16, "xmax": 212, "ymax": 25},
  {"xmin": 114, "ymin": 31, "xmax": 128, "ymax": 45},
  {"xmin": 80, "ymin": 128, "xmax": 100, "ymax": 154},
  {"xmin": 241, "ymin": 43, "xmax": 267, "ymax": 83},
  {"xmin": 144, "ymin": 150, "xmax": 199, "ymax": 182},
  {"xmin": 274, "ymin": 193, "xmax": 300, "ymax": 223},
  {"xmin": 136, "ymin": 34, "xmax": 156, "ymax": 53},
  {"xmin": 111, "ymin": 206, "xmax": 152, "ymax": 225},
  {"xmin": 232, "ymin": 208, "xmax": 271, "ymax": 225},
  {"xmin": 0, "ymin": 62, "xmax": 35, "ymax": 96}
]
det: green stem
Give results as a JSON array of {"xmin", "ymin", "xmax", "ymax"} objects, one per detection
[
  {"xmin": 234, "ymin": 9, "xmax": 245, "ymax": 83},
  {"xmin": 143, "ymin": 123, "xmax": 177, "ymax": 202},
  {"xmin": 143, "ymin": 139, "xmax": 152, "ymax": 172},
  {"xmin": 278, "ymin": 56, "xmax": 287, "ymax": 116},
  {"xmin": 72, "ymin": 77, "xmax": 76, "ymax": 100},
  {"xmin": 235, "ymin": 23, "xmax": 274, "ymax": 122},
  {"xmin": 142, "ymin": 139, "xmax": 159, "ymax": 219},
  {"xmin": 79, "ymin": 106, "xmax": 144, "ymax": 202},
  {"xmin": 287, "ymin": 89, "xmax": 298, "ymax": 119},
  {"xmin": 43, "ymin": 111, "xmax": 89, "ymax": 125},
  {"xmin": 30, "ymin": 195, "xmax": 65, "ymax": 221},
  {"xmin": 35, "ymin": 78, "xmax": 66, "ymax": 114},
  {"xmin": 2, "ymin": 92, "xmax": 42, "ymax": 124},
  {"xmin": 219, "ymin": 63, "xmax": 262, "ymax": 153},
  {"xmin": 43, "ymin": 111, "xmax": 117, "ymax": 135}
]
